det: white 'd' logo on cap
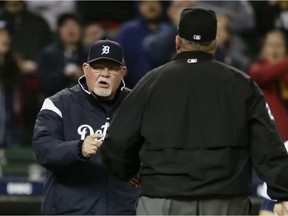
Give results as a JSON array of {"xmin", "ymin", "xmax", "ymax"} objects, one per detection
[
  {"xmin": 193, "ymin": 35, "xmax": 201, "ymax": 40},
  {"xmin": 102, "ymin": 45, "xmax": 110, "ymax": 55}
]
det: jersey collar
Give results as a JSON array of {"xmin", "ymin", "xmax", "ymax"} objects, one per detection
[{"xmin": 173, "ymin": 51, "xmax": 214, "ymax": 62}]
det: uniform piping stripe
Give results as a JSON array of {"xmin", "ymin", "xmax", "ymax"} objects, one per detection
[
  {"xmin": 41, "ymin": 98, "xmax": 63, "ymax": 118},
  {"xmin": 285, "ymin": 140, "xmax": 288, "ymax": 152},
  {"xmin": 78, "ymin": 75, "xmax": 91, "ymax": 95}
]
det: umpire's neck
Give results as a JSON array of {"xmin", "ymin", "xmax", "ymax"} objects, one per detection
[{"xmin": 175, "ymin": 35, "xmax": 217, "ymax": 55}]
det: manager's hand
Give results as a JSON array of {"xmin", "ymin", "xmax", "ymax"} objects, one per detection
[
  {"xmin": 274, "ymin": 201, "xmax": 288, "ymax": 216},
  {"xmin": 82, "ymin": 134, "xmax": 103, "ymax": 158}
]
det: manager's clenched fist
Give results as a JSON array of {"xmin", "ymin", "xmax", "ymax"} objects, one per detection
[
  {"xmin": 274, "ymin": 202, "xmax": 288, "ymax": 216},
  {"xmin": 82, "ymin": 134, "xmax": 104, "ymax": 158}
]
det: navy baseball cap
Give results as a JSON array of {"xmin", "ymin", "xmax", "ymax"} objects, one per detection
[
  {"xmin": 178, "ymin": 8, "xmax": 217, "ymax": 42},
  {"xmin": 87, "ymin": 40, "xmax": 125, "ymax": 65}
]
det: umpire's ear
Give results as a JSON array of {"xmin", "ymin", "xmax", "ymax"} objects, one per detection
[{"xmin": 175, "ymin": 35, "xmax": 181, "ymax": 53}]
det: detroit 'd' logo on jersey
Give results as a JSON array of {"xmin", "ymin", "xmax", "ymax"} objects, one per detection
[{"xmin": 77, "ymin": 121, "xmax": 110, "ymax": 141}]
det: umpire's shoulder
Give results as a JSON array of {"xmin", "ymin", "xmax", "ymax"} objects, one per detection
[
  {"xmin": 213, "ymin": 60, "xmax": 251, "ymax": 81},
  {"xmin": 132, "ymin": 66, "xmax": 161, "ymax": 90}
]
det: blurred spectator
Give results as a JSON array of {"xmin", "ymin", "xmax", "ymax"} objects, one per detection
[
  {"xmin": 142, "ymin": 0, "xmax": 196, "ymax": 65},
  {"xmin": 77, "ymin": 1, "xmax": 135, "ymax": 39},
  {"xmin": 0, "ymin": 0, "xmax": 52, "ymax": 70},
  {"xmin": 76, "ymin": 1, "xmax": 134, "ymax": 24},
  {"xmin": 82, "ymin": 21, "xmax": 107, "ymax": 48},
  {"xmin": 215, "ymin": 14, "xmax": 247, "ymax": 70},
  {"xmin": 275, "ymin": 1, "xmax": 288, "ymax": 33},
  {"xmin": 248, "ymin": 29, "xmax": 288, "ymax": 145},
  {"xmin": 25, "ymin": 0, "xmax": 76, "ymax": 33},
  {"xmin": 197, "ymin": 0, "xmax": 255, "ymax": 64},
  {"xmin": 37, "ymin": 13, "xmax": 85, "ymax": 98},
  {"xmin": 248, "ymin": 31, "xmax": 288, "ymax": 214},
  {"xmin": 196, "ymin": 0, "xmax": 255, "ymax": 34},
  {"xmin": 249, "ymin": 1, "xmax": 287, "ymax": 60},
  {"xmin": 116, "ymin": 0, "xmax": 173, "ymax": 88},
  {"xmin": 167, "ymin": 0, "xmax": 196, "ymax": 27},
  {"xmin": 0, "ymin": 21, "xmax": 22, "ymax": 147},
  {"xmin": 0, "ymin": 0, "xmax": 52, "ymax": 146},
  {"xmin": 143, "ymin": 1, "xmax": 246, "ymax": 70},
  {"xmin": 250, "ymin": 1, "xmax": 283, "ymax": 38}
]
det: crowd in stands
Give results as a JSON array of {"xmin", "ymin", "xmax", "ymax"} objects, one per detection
[
  {"xmin": 0, "ymin": 0, "xmax": 288, "ymax": 157},
  {"xmin": 1, "ymin": 0, "xmax": 288, "ymax": 214}
]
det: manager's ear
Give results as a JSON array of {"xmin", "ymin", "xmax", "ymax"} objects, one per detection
[
  {"xmin": 120, "ymin": 66, "xmax": 127, "ymax": 78},
  {"xmin": 82, "ymin": 62, "xmax": 89, "ymax": 76}
]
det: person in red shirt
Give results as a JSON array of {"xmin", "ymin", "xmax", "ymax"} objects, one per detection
[
  {"xmin": 248, "ymin": 29, "xmax": 288, "ymax": 142},
  {"xmin": 248, "ymin": 29, "xmax": 288, "ymax": 215}
]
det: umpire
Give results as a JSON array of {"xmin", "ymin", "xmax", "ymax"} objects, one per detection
[{"xmin": 101, "ymin": 8, "xmax": 288, "ymax": 215}]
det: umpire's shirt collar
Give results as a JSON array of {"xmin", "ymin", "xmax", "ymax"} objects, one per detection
[{"xmin": 173, "ymin": 51, "xmax": 214, "ymax": 63}]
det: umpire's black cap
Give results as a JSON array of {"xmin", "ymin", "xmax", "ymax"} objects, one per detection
[
  {"xmin": 178, "ymin": 7, "xmax": 217, "ymax": 42},
  {"xmin": 87, "ymin": 40, "xmax": 125, "ymax": 65}
]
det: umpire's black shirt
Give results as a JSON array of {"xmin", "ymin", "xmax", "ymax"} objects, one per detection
[{"xmin": 102, "ymin": 51, "xmax": 288, "ymax": 201}]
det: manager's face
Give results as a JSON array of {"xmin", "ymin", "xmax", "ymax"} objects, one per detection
[{"xmin": 83, "ymin": 59, "xmax": 127, "ymax": 100}]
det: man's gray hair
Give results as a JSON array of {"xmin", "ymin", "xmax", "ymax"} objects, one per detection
[{"xmin": 179, "ymin": 36, "xmax": 216, "ymax": 53}]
